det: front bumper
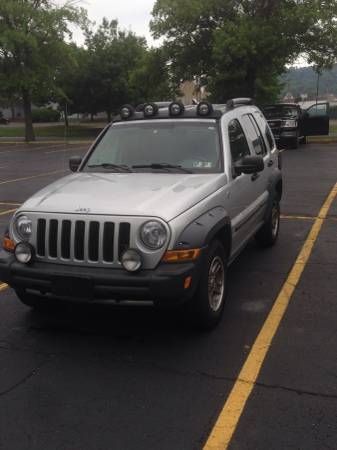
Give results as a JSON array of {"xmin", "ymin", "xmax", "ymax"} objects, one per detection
[
  {"xmin": 0, "ymin": 249, "xmax": 204, "ymax": 306},
  {"xmin": 272, "ymin": 129, "xmax": 298, "ymax": 143}
]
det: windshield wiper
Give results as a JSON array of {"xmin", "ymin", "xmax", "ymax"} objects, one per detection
[
  {"xmin": 132, "ymin": 163, "xmax": 192, "ymax": 173},
  {"xmin": 87, "ymin": 163, "xmax": 133, "ymax": 172}
]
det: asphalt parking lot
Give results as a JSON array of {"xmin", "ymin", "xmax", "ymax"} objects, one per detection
[{"xmin": 0, "ymin": 141, "xmax": 336, "ymax": 450}]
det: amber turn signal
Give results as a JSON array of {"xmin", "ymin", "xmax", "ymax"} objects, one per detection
[
  {"xmin": 162, "ymin": 248, "xmax": 201, "ymax": 263},
  {"xmin": 3, "ymin": 235, "xmax": 15, "ymax": 252}
]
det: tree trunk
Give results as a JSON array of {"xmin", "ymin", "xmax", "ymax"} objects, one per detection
[
  {"xmin": 22, "ymin": 89, "xmax": 35, "ymax": 142},
  {"xmin": 107, "ymin": 110, "xmax": 112, "ymax": 122},
  {"xmin": 245, "ymin": 68, "xmax": 257, "ymax": 99},
  {"xmin": 64, "ymin": 106, "xmax": 69, "ymax": 129}
]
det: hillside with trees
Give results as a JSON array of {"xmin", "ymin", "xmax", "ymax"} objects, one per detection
[{"xmin": 281, "ymin": 65, "xmax": 337, "ymax": 99}]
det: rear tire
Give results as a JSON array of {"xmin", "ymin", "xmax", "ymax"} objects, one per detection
[
  {"xmin": 186, "ymin": 240, "xmax": 227, "ymax": 330},
  {"xmin": 255, "ymin": 200, "xmax": 280, "ymax": 247}
]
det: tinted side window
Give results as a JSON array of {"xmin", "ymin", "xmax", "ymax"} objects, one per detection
[
  {"xmin": 228, "ymin": 119, "xmax": 251, "ymax": 162},
  {"xmin": 254, "ymin": 111, "xmax": 275, "ymax": 151},
  {"xmin": 242, "ymin": 114, "xmax": 267, "ymax": 156},
  {"xmin": 265, "ymin": 125, "xmax": 275, "ymax": 150}
]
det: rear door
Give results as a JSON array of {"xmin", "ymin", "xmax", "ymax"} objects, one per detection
[
  {"xmin": 240, "ymin": 113, "xmax": 270, "ymax": 226},
  {"xmin": 302, "ymin": 102, "xmax": 329, "ymax": 136}
]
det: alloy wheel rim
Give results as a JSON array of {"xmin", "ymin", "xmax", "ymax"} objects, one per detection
[
  {"xmin": 208, "ymin": 256, "xmax": 225, "ymax": 312},
  {"xmin": 271, "ymin": 205, "xmax": 280, "ymax": 238}
]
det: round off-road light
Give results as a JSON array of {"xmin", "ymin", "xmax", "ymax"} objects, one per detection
[
  {"xmin": 197, "ymin": 101, "xmax": 213, "ymax": 116},
  {"xmin": 169, "ymin": 101, "xmax": 185, "ymax": 116},
  {"xmin": 121, "ymin": 249, "xmax": 142, "ymax": 272},
  {"xmin": 143, "ymin": 103, "xmax": 158, "ymax": 117},
  {"xmin": 15, "ymin": 242, "xmax": 33, "ymax": 264},
  {"xmin": 120, "ymin": 104, "xmax": 134, "ymax": 120}
]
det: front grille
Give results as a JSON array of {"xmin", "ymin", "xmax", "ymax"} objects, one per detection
[{"xmin": 35, "ymin": 217, "xmax": 130, "ymax": 265}]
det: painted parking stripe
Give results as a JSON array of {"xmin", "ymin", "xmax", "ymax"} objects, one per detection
[
  {"xmin": 204, "ymin": 182, "xmax": 337, "ymax": 450},
  {"xmin": 0, "ymin": 283, "xmax": 8, "ymax": 292},
  {"xmin": 281, "ymin": 214, "xmax": 315, "ymax": 221},
  {"xmin": 44, "ymin": 146, "xmax": 88, "ymax": 154},
  {"xmin": 0, "ymin": 143, "xmax": 64, "ymax": 155},
  {"xmin": 0, "ymin": 169, "xmax": 65, "ymax": 186},
  {"xmin": 0, "ymin": 202, "xmax": 21, "ymax": 206},
  {"xmin": 0, "ymin": 208, "xmax": 17, "ymax": 216}
]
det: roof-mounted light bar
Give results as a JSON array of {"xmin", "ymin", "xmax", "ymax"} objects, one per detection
[
  {"xmin": 120, "ymin": 104, "xmax": 135, "ymax": 120},
  {"xmin": 169, "ymin": 101, "xmax": 185, "ymax": 117},
  {"xmin": 197, "ymin": 101, "xmax": 213, "ymax": 116},
  {"xmin": 143, "ymin": 103, "xmax": 159, "ymax": 117}
]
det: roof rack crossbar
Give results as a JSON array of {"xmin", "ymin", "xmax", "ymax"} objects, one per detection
[{"xmin": 226, "ymin": 98, "xmax": 254, "ymax": 109}]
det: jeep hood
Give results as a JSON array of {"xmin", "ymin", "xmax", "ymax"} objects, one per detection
[{"xmin": 21, "ymin": 172, "xmax": 227, "ymax": 222}]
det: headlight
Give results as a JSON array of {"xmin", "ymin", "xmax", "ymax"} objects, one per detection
[
  {"xmin": 14, "ymin": 215, "xmax": 32, "ymax": 241},
  {"xmin": 140, "ymin": 221, "xmax": 167, "ymax": 250},
  {"xmin": 282, "ymin": 119, "xmax": 297, "ymax": 128}
]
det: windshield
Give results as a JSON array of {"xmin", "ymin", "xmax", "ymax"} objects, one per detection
[
  {"xmin": 263, "ymin": 106, "xmax": 299, "ymax": 119},
  {"xmin": 83, "ymin": 121, "xmax": 223, "ymax": 174}
]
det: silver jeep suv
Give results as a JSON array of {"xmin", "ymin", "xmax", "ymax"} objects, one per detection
[{"xmin": 0, "ymin": 99, "xmax": 282, "ymax": 329}]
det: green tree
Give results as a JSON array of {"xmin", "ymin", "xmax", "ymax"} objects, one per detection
[
  {"xmin": 129, "ymin": 47, "xmax": 175, "ymax": 104},
  {"xmin": 84, "ymin": 19, "xmax": 147, "ymax": 121},
  {"xmin": 151, "ymin": 0, "xmax": 337, "ymax": 103},
  {"xmin": 0, "ymin": 0, "xmax": 86, "ymax": 141}
]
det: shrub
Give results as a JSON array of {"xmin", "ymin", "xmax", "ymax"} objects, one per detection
[{"xmin": 32, "ymin": 108, "xmax": 61, "ymax": 123}]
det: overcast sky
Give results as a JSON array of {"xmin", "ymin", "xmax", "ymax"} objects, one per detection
[{"xmin": 54, "ymin": 0, "xmax": 158, "ymax": 46}]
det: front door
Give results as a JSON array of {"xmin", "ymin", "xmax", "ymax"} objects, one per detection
[
  {"xmin": 302, "ymin": 103, "xmax": 329, "ymax": 136},
  {"xmin": 226, "ymin": 118, "xmax": 267, "ymax": 256}
]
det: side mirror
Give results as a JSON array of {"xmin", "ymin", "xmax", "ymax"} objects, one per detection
[
  {"xmin": 69, "ymin": 156, "xmax": 82, "ymax": 172},
  {"xmin": 235, "ymin": 155, "xmax": 264, "ymax": 175}
]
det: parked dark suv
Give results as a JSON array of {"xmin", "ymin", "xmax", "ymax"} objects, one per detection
[{"xmin": 262, "ymin": 103, "xmax": 329, "ymax": 149}]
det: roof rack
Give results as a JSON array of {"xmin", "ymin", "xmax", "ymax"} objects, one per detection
[{"xmin": 226, "ymin": 98, "xmax": 254, "ymax": 109}]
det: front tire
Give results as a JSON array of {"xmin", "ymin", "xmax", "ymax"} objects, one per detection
[
  {"xmin": 255, "ymin": 200, "xmax": 280, "ymax": 247},
  {"xmin": 290, "ymin": 136, "xmax": 299, "ymax": 149},
  {"xmin": 187, "ymin": 240, "xmax": 227, "ymax": 330}
]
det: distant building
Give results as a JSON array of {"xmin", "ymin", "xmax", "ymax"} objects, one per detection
[
  {"xmin": 179, "ymin": 80, "xmax": 209, "ymax": 105},
  {"xmin": 282, "ymin": 92, "xmax": 295, "ymax": 103},
  {"xmin": 0, "ymin": 102, "xmax": 24, "ymax": 120}
]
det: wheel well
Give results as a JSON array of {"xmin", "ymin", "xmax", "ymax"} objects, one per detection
[
  {"xmin": 276, "ymin": 180, "xmax": 283, "ymax": 201},
  {"xmin": 213, "ymin": 223, "xmax": 231, "ymax": 259}
]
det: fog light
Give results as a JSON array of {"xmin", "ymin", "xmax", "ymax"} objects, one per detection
[
  {"xmin": 121, "ymin": 249, "xmax": 142, "ymax": 272},
  {"xmin": 15, "ymin": 242, "xmax": 33, "ymax": 264}
]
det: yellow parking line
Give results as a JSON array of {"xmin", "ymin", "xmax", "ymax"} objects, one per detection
[
  {"xmin": 0, "ymin": 208, "xmax": 17, "ymax": 216},
  {"xmin": 0, "ymin": 169, "xmax": 65, "ymax": 186},
  {"xmin": 0, "ymin": 283, "xmax": 8, "ymax": 292},
  {"xmin": 281, "ymin": 214, "xmax": 315, "ymax": 220},
  {"xmin": 0, "ymin": 202, "xmax": 21, "ymax": 206},
  {"xmin": 204, "ymin": 181, "xmax": 337, "ymax": 450}
]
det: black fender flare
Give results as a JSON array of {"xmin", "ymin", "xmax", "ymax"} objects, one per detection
[{"xmin": 174, "ymin": 207, "xmax": 232, "ymax": 256}]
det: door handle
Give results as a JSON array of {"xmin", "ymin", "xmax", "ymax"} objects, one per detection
[
  {"xmin": 267, "ymin": 160, "xmax": 274, "ymax": 167},
  {"xmin": 251, "ymin": 173, "xmax": 260, "ymax": 181}
]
